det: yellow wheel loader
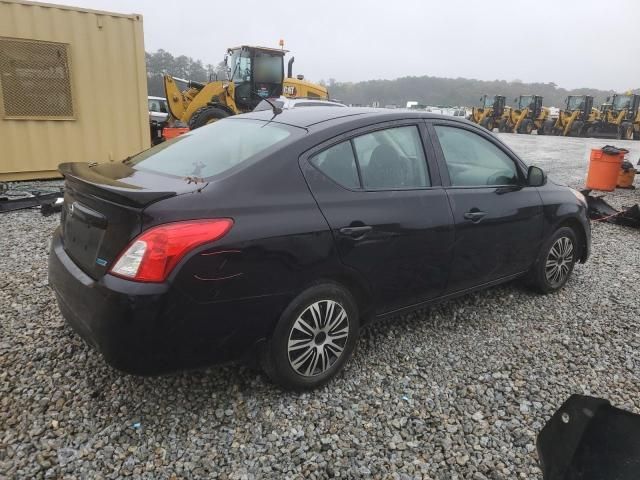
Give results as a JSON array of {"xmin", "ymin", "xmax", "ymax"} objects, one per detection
[
  {"xmin": 541, "ymin": 95, "xmax": 600, "ymax": 137},
  {"xmin": 164, "ymin": 45, "xmax": 328, "ymax": 130},
  {"xmin": 503, "ymin": 95, "xmax": 549, "ymax": 134},
  {"xmin": 593, "ymin": 93, "xmax": 640, "ymax": 140},
  {"xmin": 470, "ymin": 95, "xmax": 507, "ymax": 131}
]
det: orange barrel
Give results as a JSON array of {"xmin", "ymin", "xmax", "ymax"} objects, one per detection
[
  {"xmin": 163, "ymin": 127, "xmax": 190, "ymax": 140},
  {"xmin": 585, "ymin": 148, "xmax": 623, "ymax": 191}
]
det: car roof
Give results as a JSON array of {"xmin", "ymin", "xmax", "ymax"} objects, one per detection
[{"xmin": 239, "ymin": 107, "xmax": 471, "ymax": 129}]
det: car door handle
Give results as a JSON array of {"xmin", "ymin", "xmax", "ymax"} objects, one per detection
[
  {"xmin": 464, "ymin": 210, "xmax": 487, "ymax": 222},
  {"xmin": 339, "ymin": 226, "xmax": 372, "ymax": 238}
]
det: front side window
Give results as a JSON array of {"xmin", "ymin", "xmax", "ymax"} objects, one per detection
[
  {"xmin": 128, "ymin": 119, "xmax": 294, "ymax": 178},
  {"xmin": 518, "ymin": 96, "xmax": 533, "ymax": 110},
  {"xmin": 567, "ymin": 96, "xmax": 584, "ymax": 111},
  {"xmin": 229, "ymin": 49, "xmax": 251, "ymax": 83},
  {"xmin": 310, "ymin": 141, "xmax": 359, "ymax": 189},
  {"xmin": 612, "ymin": 95, "xmax": 632, "ymax": 110},
  {"xmin": 434, "ymin": 126, "xmax": 519, "ymax": 187},
  {"xmin": 353, "ymin": 126, "xmax": 430, "ymax": 189}
]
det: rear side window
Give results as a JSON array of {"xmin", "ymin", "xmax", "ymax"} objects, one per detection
[
  {"xmin": 353, "ymin": 126, "xmax": 430, "ymax": 189},
  {"xmin": 129, "ymin": 119, "xmax": 293, "ymax": 178},
  {"xmin": 310, "ymin": 141, "xmax": 359, "ymax": 189}
]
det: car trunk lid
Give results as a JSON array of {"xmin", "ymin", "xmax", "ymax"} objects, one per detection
[{"xmin": 59, "ymin": 162, "xmax": 201, "ymax": 279}]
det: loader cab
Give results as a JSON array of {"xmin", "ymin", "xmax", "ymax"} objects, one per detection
[
  {"xmin": 517, "ymin": 95, "xmax": 543, "ymax": 117},
  {"xmin": 479, "ymin": 95, "xmax": 505, "ymax": 115},
  {"xmin": 480, "ymin": 95, "xmax": 494, "ymax": 109},
  {"xmin": 611, "ymin": 94, "xmax": 640, "ymax": 120},
  {"xmin": 226, "ymin": 46, "xmax": 285, "ymax": 111},
  {"xmin": 566, "ymin": 95, "xmax": 593, "ymax": 120},
  {"xmin": 493, "ymin": 95, "xmax": 506, "ymax": 115}
]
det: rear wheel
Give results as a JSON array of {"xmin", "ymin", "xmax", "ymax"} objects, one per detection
[
  {"xmin": 188, "ymin": 105, "xmax": 230, "ymax": 130},
  {"xmin": 263, "ymin": 283, "xmax": 359, "ymax": 390},
  {"xmin": 528, "ymin": 227, "xmax": 578, "ymax": 294}
]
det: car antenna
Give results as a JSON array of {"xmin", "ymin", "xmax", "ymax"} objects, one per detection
[{"xmin": 253, "ymin": 91, "xmax": 282, "ymax": 116}]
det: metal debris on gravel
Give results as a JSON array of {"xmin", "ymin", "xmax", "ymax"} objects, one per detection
[{"xmin": 1, "ymin": 135, "xmax": 639, "ymax": 479}]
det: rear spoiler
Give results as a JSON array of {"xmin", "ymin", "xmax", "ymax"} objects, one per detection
[{"xmin": 59, "ymin": 162, "xmax": 176, "ymax": 208}]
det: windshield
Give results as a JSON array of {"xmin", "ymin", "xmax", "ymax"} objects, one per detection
[
  {"xmin": 518, "ymin": 96, "xmax": 533, "ymax": 109},
  {"xmin": 612, "ymin": 95, "xmax": 632, "ymax": 110},
  {"xmin": 567, "ymin": 96, "xmax": 585, "ymax": 111},
  {"xmin": 229, "ymin": 49, "xmax": 251, "ymax": 84},
  {"xmin": 127, "ymin": 119, "xmax": 295, "ymax": 178},
  {"xmin": 254, "ymin": 52, "xmax": 283, "ymax": 84},
  {"xmin": 483, "ymin": 96, "xmax": 495, "ymax": 108}
]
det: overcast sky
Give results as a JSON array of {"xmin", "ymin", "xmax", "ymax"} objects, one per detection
[{"xmin": 54, "ymin": 0, "xmax": 638, "ymax": 91}]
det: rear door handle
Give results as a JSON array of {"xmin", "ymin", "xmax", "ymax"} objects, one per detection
[
  {"xmin": 464, "ymin": 210, "xmax": 487, "ymax": 222},
  {"xmin": 339, "ymin": 226, "xmax": 372, "ymax": 238}
]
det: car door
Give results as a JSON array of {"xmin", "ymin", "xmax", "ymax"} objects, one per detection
[
  {"xmin": 300, "ymin": 121, "xmax": 455, "ymax": 314},
  {"xmin": 427, "ymin": 121, "xmax": 543, "ymax": 293}
]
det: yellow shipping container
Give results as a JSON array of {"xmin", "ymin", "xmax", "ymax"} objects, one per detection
[{"xmin": 0, "ymin": 0, "xmax": 149, "ymax": 181}]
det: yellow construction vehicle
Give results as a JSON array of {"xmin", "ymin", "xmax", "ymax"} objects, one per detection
[
  {"xmin": 503, "ymin": 95, "xmax": 549, "ymax": 134},
  {"xmin": 470, "ymin": 95, "xmax": 507, "ymax": 131},
  {"xmin": 541, "ymin": 95, "xmax": 600, "ymax": 136},
  {"xmin": 164, "ymin": 45, "xmax": 328, "ymax": 129},
  {"xmin": 593, "ymin": 93, "xmax": 640, "ymax": 140}
]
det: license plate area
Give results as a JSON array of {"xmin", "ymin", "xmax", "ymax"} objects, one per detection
[{"xmin": 63, "ymin": 201, "xmax": 107, "ymax": 270}]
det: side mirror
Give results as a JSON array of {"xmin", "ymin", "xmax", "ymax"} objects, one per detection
[
  {"xmin": 514, "ymin": 98, "xmax": 518, "ymax": 103},
  {"xmin": 527, "ymin": 165, "xmax": 546, "ymax": 187},
  {"xmin": 606, "ymin": 96, "xmax": 611, "ymax": 102}
]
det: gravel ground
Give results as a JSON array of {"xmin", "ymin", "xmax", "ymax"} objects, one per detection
[{"xmin": 1, "ymin": 135, "xmax": 640, "ymax": 479}]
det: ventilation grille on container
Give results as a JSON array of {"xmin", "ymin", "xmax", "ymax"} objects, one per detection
[{"xmin": 0, "ymin": 37, "xmax": 74, "ymax": 119}]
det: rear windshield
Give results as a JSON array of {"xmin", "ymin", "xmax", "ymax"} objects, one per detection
[{"xmin": 128, "ymin": 119, "xmax": 294, "ymax": 178}]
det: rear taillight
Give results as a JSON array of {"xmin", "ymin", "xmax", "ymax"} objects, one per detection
[{"xmin": 110, "ymin": 219, "xmax": 233, "ymax": 282}]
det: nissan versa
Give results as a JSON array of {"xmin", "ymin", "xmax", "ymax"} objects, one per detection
[{"xmin": 48, "ymin": 108, "xmax": 590, "ymax": 390}]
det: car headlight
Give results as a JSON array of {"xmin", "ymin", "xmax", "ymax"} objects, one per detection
[{"xmin": 570, "ymin": 188, "xmax": 587, "ymax": 207}]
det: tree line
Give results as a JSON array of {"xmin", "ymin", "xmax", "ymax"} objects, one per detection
[
  {"xmin": 146, "ymin": 49, "xmax": 638, "ymax": 108},
  {"xmin": 145, "ymin": 50, "xmax": 224, "ymax": 97}
]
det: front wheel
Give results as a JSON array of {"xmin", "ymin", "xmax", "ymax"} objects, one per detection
[
  {"xmin": 188, "ymin": 105, "xmax": 230, "ymax": 130},
  {"xmin": 263, "ymin": 283, "xmax": 359, "ymax": 390},
  {"xmin": 527, "ymin": 227, "xmax": 578, "ymax": 294}
]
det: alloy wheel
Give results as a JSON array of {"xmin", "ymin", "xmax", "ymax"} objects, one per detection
[
  {"xmin": 287, "ymin": 300, "xmax": 349, "ymax": 377},
  {"xmin": 545, "ymin": 237, "xmax": 574, "ymax": 286}
]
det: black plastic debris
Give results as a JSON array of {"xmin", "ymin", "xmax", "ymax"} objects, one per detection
[
  {"xmin": 0, "ymin": 184, "xmax": 64, "ymax": 214},
  {"xmin": 581, "ymin": 189, "xmax": 640, "ymax": 228},
  {"xmin": 538, "ymin": 394, "xmax": 640, "ymax": 480}
]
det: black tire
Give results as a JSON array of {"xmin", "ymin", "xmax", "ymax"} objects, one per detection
[
  {"xmin": 188, "ymin": 106, "xmax": 230, "ymax": 130},
  {"xmin": 498, "ymin": 119, "xmax": 507, "ymax": 133},
  {"xmin": 263, "ymin": 283, "xmax": 359, "ymax": 390},
  {"xmin": 527, "ymin": 227, "xmax": 578, "ymax": 294},
  {"xmin": 480, "ymin": 118, "xmax": 494, "ymax": 131},
  {"xmin": 518, "ymin": 119, "xmax": 534, "ymax": 134},
  {"xmin": 569, "ymin": 120, "xmax": 584, "ymax": 137},
  {"xmin": 617, "ymin": 122, "xmax": 634, "ymax": 140}
]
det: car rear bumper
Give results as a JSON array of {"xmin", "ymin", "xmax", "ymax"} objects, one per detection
[{"xmin": 48, "ymin": 228, "xmax": 289, "ymax": 375}]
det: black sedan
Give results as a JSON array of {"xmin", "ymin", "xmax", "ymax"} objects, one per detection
[{"xmin": 48, "ymin": 108, "xmax": 590, "ymax": 390}]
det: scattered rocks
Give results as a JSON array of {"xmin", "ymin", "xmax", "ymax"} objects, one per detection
[{"xmin": 2, "ymin": 138, "xmax": 639, "ymax": 479}]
